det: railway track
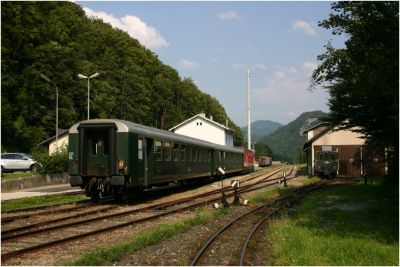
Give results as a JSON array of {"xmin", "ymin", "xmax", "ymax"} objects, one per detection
[
  {"xmin": 190, "ymin": 181, "xmax": 328, "ymax": 266},
  {"xmin": 1, "ymin": 166, "xmax": 294, "ymax": 262},
  {"xmin": 1, "ymin": 165, "xmax": 284, "ymax": 226},
  {"xmin": 1, "ymin": 166, "xmax": 276, "ymax": 225},
  {"xmin": 1, "ymin": 166, "xmax": 289, "ymax": 241}
]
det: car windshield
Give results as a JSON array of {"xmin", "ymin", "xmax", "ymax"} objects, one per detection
[{"xmin": 21, "ymin": 153, "xmax": 32, "ymax": 159}]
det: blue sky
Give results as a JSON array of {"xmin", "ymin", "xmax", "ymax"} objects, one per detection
[{"xmin": 77, "ymin": 1, "xmax": 346, "ymax": 127}]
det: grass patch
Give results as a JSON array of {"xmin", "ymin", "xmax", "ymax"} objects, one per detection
[
  {"xmin": 266, "ymin": 178, "xmax": 399, "ymax": 265},
  {"xmin": 249, "ymin": 176, "xmax": 320, "ymax": 203},
  {"xmin": 62, "ymin": 207, "xmax": 231, "ymax": 266},
  {"xmin": 1, "ymin": 194, "xmax": 87, "ymax": 212},
  {"xmin": 297, "ymin": 164, "xmax": 307, "ymax": 176},
  {"xmin": 1, "ymin": 172, "xmax": 35, "ymax": 180}
]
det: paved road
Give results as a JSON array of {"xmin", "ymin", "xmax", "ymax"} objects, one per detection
[{"xmin": 1, "ymin": 183, "xmax": 81, "ymax": 201}]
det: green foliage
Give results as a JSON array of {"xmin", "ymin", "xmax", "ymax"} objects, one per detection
[
  {"xmin": 311, "ymin": 2, "xmax": 399, "ymax": 178},
  {"xmin": 258, "ymin": 111, "xmax": 328, "ymax": 163},
  {"xmin": 1, "ymin": 2, "xmax": 243, "ymax": 153},
  {"xmin": 266, "ymin": 181, "xmax": 399, "ymax": 265},
  {"xmin": 31, "ymin": 147, "xmax": 68, "ymax": 175},
  {"xmin": 254, "ymin": 142, "xmax": 275, "ymax": 160}
]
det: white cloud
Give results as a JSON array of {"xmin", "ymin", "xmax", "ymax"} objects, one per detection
[
  {"xmin": 302, "ymin": 61, "xmax": 318, "ymax": 75},
  {"xmin": 233, "ymin": 63, "xmax": 267, "ymax": 71},
  {"xmin": 292, "ymin": 20, "xmax": 317, "ymax": 36},
  {"xmin": 252, "ymin": 64, "xmax": 267, "ymax": 71},
  {"xmin": 217, "ymin": 10, "xmax": 243, "ymax": 21},
  {"xmin": 83, "ymin": 7, "xmax": 169, "ymax": 50},
  {"xmin": 179, "ymin": 59, "xmax": 200, "ymax": 69},
  {"xmin": 252, "ymin": 62, "xmax": 328, "ymax": 121}
]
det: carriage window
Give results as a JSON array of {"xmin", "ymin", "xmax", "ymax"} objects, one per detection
[
  {"xmin": 198, "ymin": 149, "xmax": 202, "ymax": 162},
  {"xmin": 164, "ymin": 142, "xmax": 171, "ymax": 161},
  {"xmin": 88, "ymin": 130, "xmax": 109, "ymax": 155},
  {"xmin": 187, "ymin": 147, "xmax": 192, "ymax": 161},
  {"xmin": 138, "ymin": 139, "xmax": 143, "ymax": 160},
  {"xmin": 180, "ymin": 145, "xmax": 186, "ymax": 161},
  {"xmin": 172, "ymin": 143, "xmax": 180, "ymax": 161},
  {"xmin": 92, "ymin": 138, "xmax": 108, "ymax": 155},
  {"xmin": 193, "ymin": 148, "xmax": 197, "ymax": 162},
  {"xmin": 154, "ymin": 140, "xmax": 162, "ymax": 161}
]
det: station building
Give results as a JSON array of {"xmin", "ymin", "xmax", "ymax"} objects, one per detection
[
  {"xmin": 303, "ymin": 122, "xmax": 385, "ymax": 177},
  {"xmin": 169, "ymin": 113, "xmax": 234, "ymax": 147}
]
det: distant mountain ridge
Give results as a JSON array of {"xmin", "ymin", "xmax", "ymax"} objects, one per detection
[
  {"xmin": 241, "ymin": 120, "xmax": 283, "ymax": 142},
  {"xmin": 258, "ymin": 111, "xmax": 329, "ymax": 162}
]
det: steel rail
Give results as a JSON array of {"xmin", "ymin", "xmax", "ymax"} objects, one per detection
[
  {"xmin": 1, "ymin": 166, "xmax": 293, "ymax": 261},
  {"xmin": 239, "ymin": 183, "xmax": 327, "ymax": 266},
  {"xmin": 0, "ymin": 165, "xmax": 277, "ymax": 222},
  {"xmin": 2, "ymin": 194, "xmax": 87, "ymax": 214},
  {"xmin": 1, "ymin": 202, "xmax": 98, "ymax": 224},
  {"xmin": 1, "ymin": 205, "xmax": 117, "ymax": 236},
  {"xmin": 190, "ymin": 182, "xmax": 322, "ymax": 266},
  {"xmin": 2, "ymin": 167, "xmax": 287, "ymax": 241}
]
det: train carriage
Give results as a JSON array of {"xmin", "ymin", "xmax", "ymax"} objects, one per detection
[{"xmin": 68, "ymin": 119, "xmax": 245, "ymax": 201}]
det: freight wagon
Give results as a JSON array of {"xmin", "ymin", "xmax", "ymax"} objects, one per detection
[{"xmin": 258, "ymin": 156, "xmax": 272, "ymax": 167}]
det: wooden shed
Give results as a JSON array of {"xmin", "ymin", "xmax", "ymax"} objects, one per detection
[{"xmin": 303, "ymin": 124, "xmax": 385, "ymax": 177}]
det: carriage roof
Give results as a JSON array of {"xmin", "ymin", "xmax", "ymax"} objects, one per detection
[{"xmin": 69, "ymin": 119, "xmax": 244, "ymax": 154}]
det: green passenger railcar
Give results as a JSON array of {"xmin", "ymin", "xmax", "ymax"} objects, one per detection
[{"xmin": 68, "ymin": 119, "xmax": 244, "ymax": 202}]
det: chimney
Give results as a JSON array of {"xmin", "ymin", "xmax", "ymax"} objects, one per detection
[{"xmin": 210, "ymin": 115, "xmax": 213, "ymax": 121}]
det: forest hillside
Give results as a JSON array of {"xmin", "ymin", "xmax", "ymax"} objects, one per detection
[{"xmin": 1, "ymin": 2, "xmax": 243, "ymax": 152}]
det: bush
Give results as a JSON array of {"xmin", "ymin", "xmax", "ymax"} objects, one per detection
[{"xmin": 32, "ymin": 147, "xmax": 68, "ymax": 175}]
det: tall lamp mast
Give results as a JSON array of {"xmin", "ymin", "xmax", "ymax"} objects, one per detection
[{"xmin": 247, "ymin": 70, "xmax": 251, "ymax": 150}]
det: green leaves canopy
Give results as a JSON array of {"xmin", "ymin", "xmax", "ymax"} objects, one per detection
[
  {"xmin": 311, "ymin": 2, "xmax": 398, "ymax": 177},
  {"xmin": 1, "ymin": 2, "xmax": 243, "ymax": 152}
]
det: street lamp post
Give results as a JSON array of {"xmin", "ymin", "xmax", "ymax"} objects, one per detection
[
  {"xmin": 78, "ymin": 73, "xmax": 99, "ymax": 120},
  {"xmin": 40, "ymin": 73, "xmax": 59, "ymax": 153}
]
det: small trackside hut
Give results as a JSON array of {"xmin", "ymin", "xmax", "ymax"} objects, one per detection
[{"xmin": 68, "ymin": 119, "xmax": 246, "ymax": 202}]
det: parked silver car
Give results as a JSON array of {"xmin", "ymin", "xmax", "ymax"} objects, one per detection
[{"xmin": 1, "ymin": 153, "xmax": 39, "ymax": 173}]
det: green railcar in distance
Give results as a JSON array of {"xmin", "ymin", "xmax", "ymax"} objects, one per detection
[
  {"xmin": 68, "ymin": 119, "xmax": 245, "ymax": 202},
  {"xmin": 315, "ymin": 150, "xmax": 339, "ymax": 178}
]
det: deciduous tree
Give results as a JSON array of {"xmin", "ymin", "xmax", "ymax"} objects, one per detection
[{"xmin": 311, "ymin": 1, "xmax": 399, "ymax": 179}]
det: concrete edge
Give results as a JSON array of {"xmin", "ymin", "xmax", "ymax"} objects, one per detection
[{"xmin": 1, "ymin": 173, "xmax": 70, "ymax": 192}]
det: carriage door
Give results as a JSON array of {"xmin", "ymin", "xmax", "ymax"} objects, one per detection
[
  {"xmin": 79, "ymin": 124, "xmax": 116, "ymax": 177},
  {"xmin": 144, "ymin": 138, "xmax": 154, "ymax": 186}
]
